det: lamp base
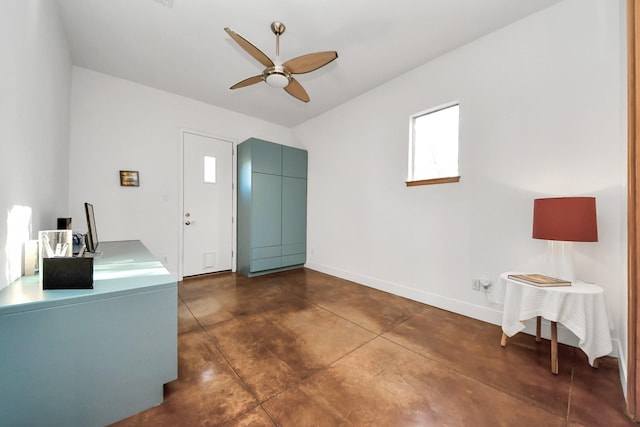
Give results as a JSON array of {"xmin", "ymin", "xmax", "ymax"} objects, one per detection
[{"xmin": 548, "ymin": 240, "xmax": 575, "ymax": 282}]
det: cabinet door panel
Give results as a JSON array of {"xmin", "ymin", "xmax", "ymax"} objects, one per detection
[
  {"xmin": 282, "ymin": 146, "xmax": 307, "ymax": 178},
  {"xmin": 251, "ymin": 172, "xmax": 282, "ymax": 248},
  {"xmin": 252, "ymin": 139, "xmax": 282, "ymax": 175},
  {"xmin": 282, "ymin": 176, "xmax": 306, "ymax": 250}
]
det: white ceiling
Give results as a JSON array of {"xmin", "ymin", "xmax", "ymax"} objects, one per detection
[{"xmin": 54, "ymin": 0, "xmax": 563, "ymax": 128}]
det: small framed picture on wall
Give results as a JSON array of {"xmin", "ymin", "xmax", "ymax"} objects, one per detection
[{"xmin": 120, "ymin": 170, "xmax": 140, "ymax": 187}]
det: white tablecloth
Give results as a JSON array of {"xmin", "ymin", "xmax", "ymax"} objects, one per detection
[{"xmin": 490, "ymin": 272, "xmax": 612, "ymax": 366}]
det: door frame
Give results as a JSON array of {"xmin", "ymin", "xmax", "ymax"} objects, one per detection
[
  {"xmin": 178, "ymin": 128, "xmax": 237, "ymax": 280},
  {"xmin": 628, "ymin": 0, "xmax": 640, "ymax": 420}
]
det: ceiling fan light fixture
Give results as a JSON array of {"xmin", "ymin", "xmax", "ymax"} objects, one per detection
[
  {"xmin": 265, "ymin": 73, "xmax": 289, "ymax": 88},
  {"xmin": 263, "ymin": 67, "xmax": 290, "ymax": 88}
]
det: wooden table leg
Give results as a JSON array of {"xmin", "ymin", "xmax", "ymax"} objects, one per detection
[
  {"xmin": 551, "ymin": 321, "xmax": 558, "ymax": 375},
  {"xmin": 501, "ymin": 320, "xmax": 527, "ymax": 348},
  {"xmin": 536, "ymin": 316, "xmax": 542, "ymax": 342}
]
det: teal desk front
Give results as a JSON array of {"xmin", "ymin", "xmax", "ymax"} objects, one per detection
[{"xmin": 0, "ymin": 240, "xmax": 177, "ymax": 426}]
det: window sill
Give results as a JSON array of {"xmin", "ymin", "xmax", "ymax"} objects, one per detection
[{"xmin": 405, "ymin": 176, "xmax": 460, "ymax": 187}]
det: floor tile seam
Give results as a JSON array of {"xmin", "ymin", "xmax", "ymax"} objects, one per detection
[
  {"xmin": 293, "ymin": 273, "xmax": 432, "ymax": 310},
  {"xmin": 190, "ymin": 296, "xmax": 334, "ymax": 332},
  {"xmin": 177, "ymin": 294, "xmax": 209, "ymax": 335},
  {"xmin": 299, "ymin": 299, "xmax": 400, "ymax": 337},
  {"xmin": 184, "ymin": 305, "xmax": 232, "ymax": 335},
  {"xmin": 255, "ymin": 333, "xmax": 382, "ymax": 407},
  {"xmin": 178, "ymin": 293, "xmax": 187, "ymax": 307},
  {"xmin": 293, "ymin": 286, "xmax": 431, "ymax": 335},
  {"xmin": 177, "ymin": 310, "xmax": 264, "ymax": 405},
  {"xmin": 376, "ymin": 334, "xmax": 570, "ymax": 420},
  {"xmin": 197, "ymin": 302, "xmax": 384, "ymax": 407},
  {"xmin": 198, "ymin": 322, "xmax": 264, "ymax": 407},
  {"xmin": 452, "ymin": 365, "xmax": 570, "ymax": 421},
  {"xmin": 183, "ymin": 285, "xmax": 394, "ymax": 337},
  {"xmin": 218, "ymin": 403, "xmax": 275, "ymax": 427},
  {"xmin": 377, "ymin": 334, "xmax": 451, "ymax": 369},
  {"xmin": 257, "ymin": 403, "xmax": 279, "ymax": 427},
  {"xmin": 174, "ymin": 320, "xmax": 266, "ymax": 424},
  {"xmin": 188, "ymin": 296, "xmax": 271, "ymax": 330},
  {"xmin": 255, "ymin": 332, "xmax": 564, "ymax": 424},
  {"xmin": 380, "ymin": 305, "xmax": 431, "ymax": 336},
  {"xmin": 196, "ymin": 311, "xmax": 243, "ymax": 331}
]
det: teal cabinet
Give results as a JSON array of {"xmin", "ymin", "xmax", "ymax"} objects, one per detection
[
  {"xmin": 0, "ymin": 241, "xmax": 177, "ymax": 427},
  {"xmin": 237, "ymin": 138, "xmax": 307, "ymax": 276}
]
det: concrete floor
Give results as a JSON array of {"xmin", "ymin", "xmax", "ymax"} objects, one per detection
[{"xmin": 111, "ymin": 268, "xmax": 633, "ymax": 426}]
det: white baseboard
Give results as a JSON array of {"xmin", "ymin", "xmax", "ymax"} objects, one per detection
[{"xmin": 305, "ymin": 261, "xmax": 503, "ymax": 325}]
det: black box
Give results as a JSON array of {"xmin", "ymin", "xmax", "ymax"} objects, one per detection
[
  {"xmin": 42, "ymin": 257, "xmax": 94, "ymax": 290},
  {"xmin": 57, "ymin": 217, "xmax": 72, "ymax": 230}
]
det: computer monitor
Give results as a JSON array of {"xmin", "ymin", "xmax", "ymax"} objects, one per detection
[{"xmin": 84, "ymin": 202, "xmax": 99, "ymax": 253}]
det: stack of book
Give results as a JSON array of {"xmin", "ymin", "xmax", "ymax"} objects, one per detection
[{"xmin": 507, "ymin": 273, "xmax": 571, "ymax": 287}]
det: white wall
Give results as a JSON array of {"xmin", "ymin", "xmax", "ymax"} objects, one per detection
[
  {"xmin": 67, "ymin": 67, "xmax": 295, "ymax": 278},
  {"xmin": 296, "ymin": 0, "xmax": 626, "ymax": 363},
  {"xmin": 0, "ymin": 0, "xmax": 72, "ymax": 289}
]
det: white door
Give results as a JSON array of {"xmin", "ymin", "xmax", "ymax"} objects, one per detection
[{"xmin": 182, "ymin": 132, "xmax": 233, "ymax": 276}]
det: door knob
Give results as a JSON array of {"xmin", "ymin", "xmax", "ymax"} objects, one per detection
[
  {"xmin": 185, "ymin": 212, "xmax": 191, "ymax": 217},
  {"xmin": 185, "ymin": 221, "xmax": 191, "ymax": 226}
]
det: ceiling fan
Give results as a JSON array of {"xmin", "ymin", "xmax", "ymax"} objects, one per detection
[{"xmin": 224, "ymin": 22, "xmax": 338, "ymax": 103}]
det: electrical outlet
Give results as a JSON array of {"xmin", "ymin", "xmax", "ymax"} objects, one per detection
[{"xmin": 472, "ymin": 280, "xmax": 481, "ymax": 291}]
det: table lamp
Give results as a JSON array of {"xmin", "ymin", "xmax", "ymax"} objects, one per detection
[{"xmin": 532, "ymin": 197, "xmax": 598, "ymax": 282}]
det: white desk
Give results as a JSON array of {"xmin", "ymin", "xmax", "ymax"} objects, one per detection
[
  {"xmin": 491, "ymin": 272, "xmax": 612, "ymax": 373},
  {"xmin": 0, "ymin": 240, "xmax": 177, "ymax": 427}
]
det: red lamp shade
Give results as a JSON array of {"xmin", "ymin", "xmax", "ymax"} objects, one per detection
[{"xmin": 532, "ymin": 197, "xmax": 598, "ymax": 242}]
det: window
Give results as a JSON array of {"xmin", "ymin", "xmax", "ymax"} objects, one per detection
[
  {"xmin": 204, "ymin": 156, "xmax": 216, "ymax": 183},
  {"xmin": 407, "ymin": 103, "xmax": 460, "ymax": 186}
]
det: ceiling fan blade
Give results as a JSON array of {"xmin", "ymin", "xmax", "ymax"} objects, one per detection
[
  {"xmin": 224, "ymin": 28, "xmax": 274, "ymax": 68},
  {"xmin": 283, "ymin": 51, "xmax": 338, "ymax": 74},
  {"xmin": 284, "ymin": 78, "xmax": 310, "ymax": 103},
  {"xmin": 230, "ymin": 75, "xmax": 263, "ymax": 89}
]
